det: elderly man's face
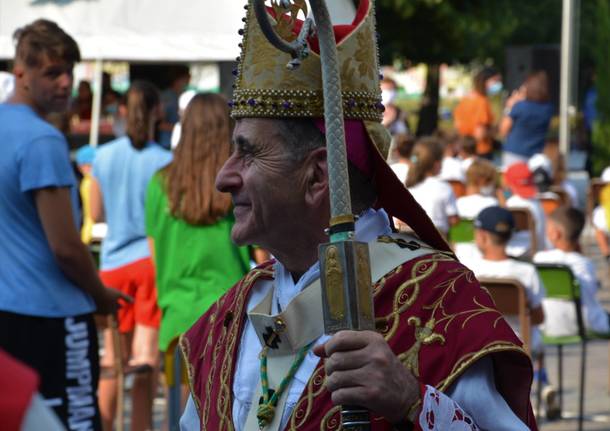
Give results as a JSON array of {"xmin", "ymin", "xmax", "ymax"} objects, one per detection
[{"xmin": 216, "ymin": 118, "xmax": 308, "ymax": 248}]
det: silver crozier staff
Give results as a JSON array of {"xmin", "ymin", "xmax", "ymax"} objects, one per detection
[{"xmin": 252, "ymin": 1, "xmax": 375, "ymax": 430}]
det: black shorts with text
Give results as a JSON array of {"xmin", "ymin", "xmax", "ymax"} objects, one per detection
[{"xmin": 0, "ymin": 310, "xmax": 102, "ymax": 431}]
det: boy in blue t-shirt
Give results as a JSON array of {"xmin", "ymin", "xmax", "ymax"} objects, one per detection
[{"xmin": 0, "ymin": 19, "xmax": 128, "ymax": 431}]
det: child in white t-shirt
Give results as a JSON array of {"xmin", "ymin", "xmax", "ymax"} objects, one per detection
[
  {"xmin": 407, "ymin": 137, "xmax": 458, "ymax": 236},
  {"xmin": 534, "ymin": 207, "xmax": 610, "ymax": 335},
  {"xmin": 504, "ymin": 162, "xmax": 548, "ymax": 254},
  {"xmin": 463, "ymin": 205, "xmax": 559, "ymax": 418},
  {"xmin": 461, "ymin": 206, "xmax": 546, "ymax": 353},
  {"xmin": 456, "ymin": 158, "xmax": 499, "ymax": 220}
]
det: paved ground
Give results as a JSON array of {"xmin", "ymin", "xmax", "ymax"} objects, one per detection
[{"xmin": 121, "ymin": 225, "xmax": 610, "ymax": 430}]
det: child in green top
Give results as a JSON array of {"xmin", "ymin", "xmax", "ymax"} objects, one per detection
[{"xmin": 145, "ymin": 93, "xmax": 252, "ymax": 414}]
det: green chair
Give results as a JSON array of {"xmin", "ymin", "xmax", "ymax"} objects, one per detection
[
  {"xmin": 448, "ymin": 218, "xmax": 474, "ymax": 243},
  {"xmin": 536, "ymin": 263, "xmax": 585, "ymax": 430}
]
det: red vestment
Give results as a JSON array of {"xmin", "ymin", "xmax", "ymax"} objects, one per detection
[
  {"xmin": 0, "ymin": 349, "xmax": 39, "ymax": 431},
  {"xmin": 181, "ymin": 249, "xmax": 538, "ymax": 430}
]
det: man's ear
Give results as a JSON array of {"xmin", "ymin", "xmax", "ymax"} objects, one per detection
[
  {"xmin": 13, "ymin": 63, "xmax": 28, "ymax": 90},
  {"xmin": 13, "ymin": 62, "xmax": 24, "ymax": 78},
  {"xmin": 303, "ymin": 147, "xmax": 328, "ymax": 207}
]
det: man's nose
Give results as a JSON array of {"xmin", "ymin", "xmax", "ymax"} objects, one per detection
[
  {"xmin": 58, "ymin": 72, "xmax": 72, "ymax": 89},
  {"xmin": 215, "ymin": 154, "xmax": 242, "ymax": 193}
]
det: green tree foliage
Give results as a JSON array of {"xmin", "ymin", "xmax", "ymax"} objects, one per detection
[
  {"xmin": 591, "ymin": 0, "xmax": 610, "ymax": 175},
  {"xmin": 375, "ymin": 0, "xmax": 562, "ymax": 67},
  {"xmin": 374, "ymin": 0, "xmax": 565, "ymax": 134}
]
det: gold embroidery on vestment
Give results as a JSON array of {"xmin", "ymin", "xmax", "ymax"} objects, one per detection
[
  {"xmin": 212, "ymin": 267, "xmax": 273, "ymax": 430},
  {"xmin": 288, "ymin": 364, "xmax": 326, "ymax": 429},
  {"xmin": 398, "ymin": 317, "xmax": 445, "ymax": 377},
  {"xmin": 437, "ymin": 342, "xmax": 529, "ymax": 393},
  {"xmin": 377, "ymin": 254, "xmax": 444, "ymax": 340},
  {"xmin": 320, "ymin": 405, "xmax": 342, "ymax": 430},
  {"xmin": 179, "ymin": 334, "xmax": 200, "ymax": 416}
]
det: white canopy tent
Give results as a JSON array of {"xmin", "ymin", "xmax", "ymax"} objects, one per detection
[
  {"xmin": 0, "ymin": 0, "xmax": 355, "ymax": 146},
  {"xmin": 0, "ymin": 0, "xmax": 245, "ymax": 61},
  {"xmin": 0, "ymin": 0, "xmax": 356, "ymax": 61}
]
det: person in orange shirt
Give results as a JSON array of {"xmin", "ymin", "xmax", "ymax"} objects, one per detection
[{"xmin": 454, "ymin": 68, "xmax": 501, "ymax": 160}]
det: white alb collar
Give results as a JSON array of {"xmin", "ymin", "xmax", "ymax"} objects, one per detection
[{"xmin": 272, "ymin": 208, "xmax": 392, "ymax": 312}]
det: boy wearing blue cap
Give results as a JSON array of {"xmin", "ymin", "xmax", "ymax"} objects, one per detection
[
  {"xmin": 466, "ymin": 206, "xmax": 562, "ymax": 418},
  {"xmin": 462, "ymin": 206, "xmax": 546, "ymax": 352}
]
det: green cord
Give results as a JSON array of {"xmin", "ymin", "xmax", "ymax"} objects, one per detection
[{"xmin": 257, "ymin": 341, "xmax": 312, "ymax": 429}]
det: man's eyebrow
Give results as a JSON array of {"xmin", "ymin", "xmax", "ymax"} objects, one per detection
[
  {"xmin": 233, "ymin": 136, "xmax": 257, "ymax": 154},
  {"xmin": 43, "ymin": 65, "xmax": 64, "ymax": 74}
]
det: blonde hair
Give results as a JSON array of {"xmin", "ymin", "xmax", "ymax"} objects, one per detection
[{"xmin": 465, "ymin": 158, "xmax": 497, "ymax": 187}]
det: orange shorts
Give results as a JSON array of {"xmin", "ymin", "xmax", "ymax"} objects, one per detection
[{"xmin": 100, "ymin": 257, "xmax": 160, "ymax": 333}]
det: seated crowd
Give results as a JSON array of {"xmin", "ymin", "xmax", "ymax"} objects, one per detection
[{"xmin": 391, "ymin": 130, "xmax": 610, "ymax": 419}]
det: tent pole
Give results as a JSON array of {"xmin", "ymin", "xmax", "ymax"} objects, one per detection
[
  {"xmin": 559, "ymin": 0, "xmax": 575, "ymax": 156},
  {"xmin": 89, "ymin": 58, "xmax": 103, "ymax": 148}
]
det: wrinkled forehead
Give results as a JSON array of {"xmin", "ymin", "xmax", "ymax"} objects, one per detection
[{"xmin": 232, "ymin": 118, "xmax": 286, "ymax": 149}]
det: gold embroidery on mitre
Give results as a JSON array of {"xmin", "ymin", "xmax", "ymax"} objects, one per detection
[
  {"xmin": 398, "ymin": 317, "xmax": 445, "ymax": 377},
  {"xmin": 364, "ymin": 121, "xmax": 392, "ymax": 163},
  {"xmin": 231, "ymin": 0, "xmax": 384, "ymax": 123},
  {"xmin": 269, "ymin": 0, "xmax": 308, "ymax": 42}
]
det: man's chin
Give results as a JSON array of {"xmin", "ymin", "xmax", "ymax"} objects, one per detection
[
  {"xmin": 230, "ymin": 227, "xmax": 254, "ymax": 247},
  {"xmin": 47, "ymin": 99, "xmax": 70, "ymax": 114}
]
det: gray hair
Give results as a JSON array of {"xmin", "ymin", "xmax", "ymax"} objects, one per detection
[{"xmin": 274, "ymin": 118, "xmax": 377, "ymax": 214}]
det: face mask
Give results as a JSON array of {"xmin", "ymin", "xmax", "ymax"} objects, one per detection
[
  {"xmin": 487, "ymin": 81, "xmax": 503, "ymax": 96},
  {"xmin": 105, "ymin": 103, "xmax": 118, "ymax": 115},
  {"xmin": 381, "ymin": 89, "xmax": 397, "ymax": 106},
  {"xmin": 480, "ymin": 185, "xmax": 495, "ymax": 196}
]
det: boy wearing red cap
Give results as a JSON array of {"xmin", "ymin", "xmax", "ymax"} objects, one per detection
[{"xmin": 505, "ymin": 162, "xmax": 548, "ymax": 255}]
